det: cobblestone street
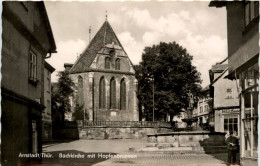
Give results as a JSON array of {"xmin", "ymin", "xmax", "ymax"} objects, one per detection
[{"xmin": 37, "ymin": 139, "xmax": 238, "ymax": 166}]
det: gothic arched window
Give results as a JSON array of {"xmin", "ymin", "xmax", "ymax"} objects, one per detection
[
  {"xmin": 78, "ymin": 76, "xmax": 83, "ymax": 88},
  {"xmin": 115, "ymin": 58, "xmax": 120, "ymax": 70},
  {"xmin": 110, "ymin": 77, "xmax": 116, "ymax": 109},
  {"xmin": 105, "ymin": 57, "xmax": 110, "ymax": 69},
  {"xmin": 99, "ymin": 77, "xmax": 106, "ymax": 109},
  {"xmin": 78, "ymin": 76, "xmax": 83, "ymax": 104},
  {"xmin": 120, "ymin": 78, "xmax": 126, "ymax": 110}
]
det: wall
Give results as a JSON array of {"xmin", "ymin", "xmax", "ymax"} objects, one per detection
[
  {"xmin": 70, "ymin": 44, "xmax": 138, "ymax": 121},
  {"xmin": 213, "ymin": 71, "xmax": 239, "ymax": 108},
  {"xmin": 227, "ymin": 2, "xmax": 259, "ymax": 72},
  {"xmin": 60, "ymin": 127, "xmax": 172, "ymax": 140},
  {"xmin": 42, "ymin": 66, "xmax": 53, "ymax": 142}
]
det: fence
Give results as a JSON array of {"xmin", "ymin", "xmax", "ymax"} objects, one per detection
[{"xmin": 64, "ymin": 121, "xmax": 172, "ymax": 128}]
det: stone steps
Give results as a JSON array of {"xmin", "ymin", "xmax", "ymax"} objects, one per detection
[
  {"xmin": 136, "ymin": 142, "xmax": 228, "ymax": 154},
  {"xmin": 136, "ymin": 146, "xmax": 228, "ymax": 154}
]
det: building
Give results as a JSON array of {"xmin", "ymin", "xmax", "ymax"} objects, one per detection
[
  {"xmin": 68, "ymin": 20, "xmax": 138, "ymax": 121},
  {"xmin": 42, "ymin": 62, "xmax": 55, "ymax": 142},
  {"xmin": 193, "ymin": 86, "xmax": 213, "ymax": 129},
  {"xmin": 209, "ymin": 1, "xmax": 259, "ymax": 165},
  {"xmin": 1, "ymin": 2, "xmax": 56, "ymax": 164},
  {"xmin": 209, "ymin": 59, "xmax": 240, "ymax": 136}
]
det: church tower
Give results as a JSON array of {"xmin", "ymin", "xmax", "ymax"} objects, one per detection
[{"xmin": 69, "ymin": 20, "xmax": 138, "ymax": 121}]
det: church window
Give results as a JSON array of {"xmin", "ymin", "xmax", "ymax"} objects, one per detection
[
  {"xmin": 78, "ymin": 76, "xmax": 83, "ymax": 88},
  {"xmin": 78, "ymin": 76, "xmax": 84, "ymax": 105},
  {"xmin": 105, "ymin": 57, "xmax": 110, "ymax": 69},
  {"xmin": 110, "ymin": 77, "xmax": 116, "ymax": 109},
  {"xmin": 115, "ymin": 58, "xmax": 120, "ymax": 70},
  {"xmin": 109, "ymin": 49, "xmax": 115, "ymax": 57},
  {"xmin": 99, "ymin": 77, "xmax": 106, "ymax": 109},
  {"xmin": 120, "ymin": 78, "xmax": 126, "ymax": 110}
]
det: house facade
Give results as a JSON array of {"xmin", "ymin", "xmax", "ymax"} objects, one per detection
[
  {"xmin": 209, "ymin": 1, "xmax": 259, "ymax": 165},
  {"xmin": 209, "ymin": 60, "xmax": 240, "ymax": 136},
  {"xmin": 1, "ymin": 2, "xmax": 56, "ymax": 164},
  {"xmin": 193, "ymin": 86, "xmax": 213, "ymax": 129},
  {"xmin": 42, "ymin": 62, "xmax": 55, "ymax": 142},
  {"xmin": 68, "ymin": 20, "xmax": 138, "ymax": 121}
]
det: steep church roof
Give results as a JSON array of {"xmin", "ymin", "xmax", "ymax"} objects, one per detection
[{"xmin": 70, "ymin": 21, "xmax": 126, "ymax": 73}]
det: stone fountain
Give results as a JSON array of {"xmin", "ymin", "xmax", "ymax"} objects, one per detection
[
  {"xmin": 181, "ymin": 92, "xmax": 198, "ymax": 131},
  {"xmin": 136, "ymin": 92, "xmax": 226, "ymax": 154}
]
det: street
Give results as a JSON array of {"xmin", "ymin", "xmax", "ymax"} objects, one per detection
[{"xmin": 33, "ymin": 139, "xmax": 238, "ymax": 166}]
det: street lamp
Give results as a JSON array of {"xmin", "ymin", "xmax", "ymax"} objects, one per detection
[{"xmin": 153, "ymin": 75, "xmax": 155, "ymax": 122}]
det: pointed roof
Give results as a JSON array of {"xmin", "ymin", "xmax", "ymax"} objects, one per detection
[{"xmin": 70, "ymin": 21, "xmax": 126, "ymax": 73}]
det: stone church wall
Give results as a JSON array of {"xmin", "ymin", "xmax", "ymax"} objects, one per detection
[{"xmin": 70, "ymin": 71, "xmax": 138, "ymax": 121}]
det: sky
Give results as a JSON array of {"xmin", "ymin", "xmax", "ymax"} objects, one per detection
[{"xmin": 45, "ymin": 1, "xmax": 227, "ymax": 88}]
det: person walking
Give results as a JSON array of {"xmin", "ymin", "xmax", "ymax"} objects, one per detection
[{"xmin": 225, "ymin": 130, "xmax": 239, "ymax": 165}]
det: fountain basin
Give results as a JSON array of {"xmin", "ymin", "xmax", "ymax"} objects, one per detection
[{"xmin": 147, "ymin": 131, "xmax": 226, "ymax": 147}]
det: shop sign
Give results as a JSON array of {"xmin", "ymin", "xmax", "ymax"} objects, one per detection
[{"xmin": 222, "ymin": 109, "xmax": 239, "ymax": 114}]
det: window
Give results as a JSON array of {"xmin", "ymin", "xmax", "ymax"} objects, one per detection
[
  {"xmin": 105, "ymin": 57, "xmax": 110, "ymax": 69},
  {"xmin": 99, "ymin": 77, "xmax": 106, "ymax": 109},
  {"xmin": 29, "ymin": 51, "xmax": 37, "ymax": 82},
  {"xmin": 110, "ymin": 77, "xmax": 116, "ymax": 109},
  {"xmin": 47, "ymin": 77, "xmax": 50, "ymax": 92},
  {"xmin": 120, "ymin": 78, "xmax": 126, "ymax": 110},
  {"xmin": 224, "ymin": 117, "xmax": 238, "ymax": 135},
  {"xmin": 115, "ymin": 58, "xmax": 120, "ymax": 70},
  {"xmin": 109, "ymin": 49, "xmax": 115, "ymax": 57},
  {"xmin": 204, "ymin": 105, "xmax": 209, "ymax": 112},
  {"xmin": 226, "ymin": 89, "xmax": 233, "ymax": 99},
  {"xmin": 200, "ymin": 106, "xmax": 203, "ymax": 113},
  {"xmin": 245, "ymin": 1, "xmax": 259, "ymax": 27},
  {"xmin": 78, "ymin": 76, "xmax": 83, "ymax": 88},
  {"xmin": 47, "ymin": 100, "xmax": 50, "ymax": 115}
]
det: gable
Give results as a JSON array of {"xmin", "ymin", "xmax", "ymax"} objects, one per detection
[
  {"xmin": 70, "ymin": 21, "xmax": 133, "ymax": 74},
  {"xmin": 32, "ymin": 2, "xmax": 56, "ymax": 53}
]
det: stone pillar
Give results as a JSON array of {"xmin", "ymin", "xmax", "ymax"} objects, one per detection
[
  {"xmin": 88, "ymin": 73, "xmax": 94, "ymax": 121},
  {"xmin": 133, "ymin": 79, "xmax": 138, "ymax": 121}
]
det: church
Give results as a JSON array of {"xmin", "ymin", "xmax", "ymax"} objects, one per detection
[{"xmin": 68, "ymin": 20, "xmax": 138, "ymax": 121}]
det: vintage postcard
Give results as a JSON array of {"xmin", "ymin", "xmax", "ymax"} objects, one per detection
[{"xmin": 1, "ymin": 1, "xmax": 259, "ymax": 166}]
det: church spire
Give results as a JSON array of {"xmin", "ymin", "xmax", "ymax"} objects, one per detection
[
  {"xmin": 89, "ymin": 26, "xmax": 91, "ymax": 42},
  {"xmin": 105, "ymin": 10, "xmax": 107, "ymax": 21}
]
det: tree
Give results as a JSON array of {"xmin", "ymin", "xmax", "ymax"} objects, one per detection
[
  {"xmin": 72, "ymin": 97, "xmax": 89, "ymax": 120},
  {"xmin": 52, "ymin": 70, "xmax": 75, "ymax": 125},
  {"xmin": 72, "ymin": 103, "xmax": 85, "ymax": 120},
  {"xmin": 137, "ymin": 42, "xmax": 202, "ymax": 121}
]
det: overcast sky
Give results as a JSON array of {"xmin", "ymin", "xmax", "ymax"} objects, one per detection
[{"xmin": 45, "ymin": 1, "xmax": 227, "ymax": 88}]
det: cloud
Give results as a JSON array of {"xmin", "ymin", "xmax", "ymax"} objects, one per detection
[
  {"xmin": 114, "ymin": 7, "xmax": 227, "ymax": 87},
  {"xmin": 46, "ymin": 39, "xmax": 87, "ymax": 82},
  {"xmin": 179, "ymin": 34, "xmax": 227, "ymax": 86},
  {"xmin": 45, "ymin": 3, "xmax": 227, "ymax": 87},
  {"xmin": 118, "ymin": 31, "xmax": 143, "ymax": 64}
]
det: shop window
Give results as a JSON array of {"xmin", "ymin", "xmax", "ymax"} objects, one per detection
[
  {"xmin": 224, "ymin": 117, "xmax": 238, "ymax": 135},
  {"xmin": 241, "ymin": 62, "xmax": 259, "ymax": 157}
]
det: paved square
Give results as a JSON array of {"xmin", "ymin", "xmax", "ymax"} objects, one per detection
[{"xmin": 35, "ymin": 139, "xmax": 239, "ymax": 166}]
